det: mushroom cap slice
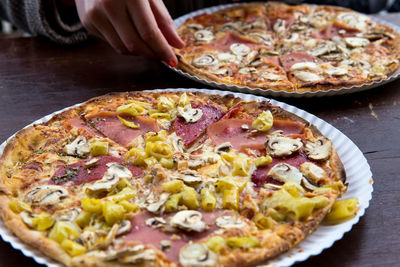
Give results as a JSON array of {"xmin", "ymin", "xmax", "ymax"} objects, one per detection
[
  {"xmin": 304, "ymin": 137, "xmax": 332, "ymax": 161},
  {"xmin": 178, "ymin": 104, "xmax": 203, "ymax": 123},
  {"xmin": 192, "ymin": 55, "xmax": 218, "ymax": 68},
  {"xmin": 53, "ymin": 207, "xmax": 81, "ymax": 222},
  {"xmin": 178, "ymin": 170, "xmax": 204, "ymax": 184},
  {"xmin": 215, "ymin": 215, "xmax": 246, "ymax": 228},
  {"xmin": 145, "ymin": 192, "xmax": 170, "ymax": 214},
  {"xmin": 86, "ymin": 163, "xmax": 132, "ymax": 193},
  {"xmin": 179, "ymin": 243, "xmax": 217, "ymax": 267},
  {"xmin": 194, "ymin": 30, "xmax": 214, "ymax": 42},
  {"xmin": 267, "ymin": 163, "xmax": 303, "ymax": 184},
  {"xmin": 170, "ymin": 210, "xmax": 207, "ymax": 232},
  {"xmin": 266, "ymin": 132, "xmax": 303, "ymax": 157},
  {"xmin": 24, "ymin": 185, "xmax": 68, "ymax": 206},
  {"xmin": 118, "ymin": 249, "xmax": 156, "ymax": 264},
  {"xmin": 116, "ymin": 220, "xmax": 132, "ymax": 236},
  {"xmin": 230, "ymin": 43, "xmax": 250, "ymax": 56},
  {"xmin": 65, "ymin": 136, "xmax": 90, "ymax": 157},
  {"xmin": 294, "ymin": 71, "xmax": 323, "ymax": 82},
  {"xmin": 300, "ymin": 162, "xmax": 329, "ymax": 186}
]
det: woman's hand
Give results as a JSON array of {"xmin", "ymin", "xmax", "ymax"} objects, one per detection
[{"xmin": 74, "ymin": 0, "xmax": 185, "ymax": 66}]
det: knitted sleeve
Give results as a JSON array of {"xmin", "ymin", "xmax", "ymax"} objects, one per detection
[{"xmin": 0, "ymin": 0, "xmax": 89, "ymax": 45}]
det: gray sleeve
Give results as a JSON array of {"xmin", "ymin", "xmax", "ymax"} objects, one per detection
[{"xmin": 0, "ymin": 0, "xmax": 89, "ymax": 45}]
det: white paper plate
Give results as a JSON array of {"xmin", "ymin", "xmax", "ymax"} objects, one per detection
[
  {"xmin": 169, "ymin": 3, "xmax": 400, "ymax": 98},
  {"xmin": 0, "ymin": 89, "xmax": 373, "ymax": 266}
]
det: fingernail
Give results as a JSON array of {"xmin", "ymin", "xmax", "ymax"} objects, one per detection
[{"xmin": 166, "ymin": 59, "xmax": 177, "ymax": 67}]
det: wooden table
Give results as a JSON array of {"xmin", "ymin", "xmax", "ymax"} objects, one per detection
[{"xmin": 0, "ymin": 13, "xmax": 399, "ymax": 267}]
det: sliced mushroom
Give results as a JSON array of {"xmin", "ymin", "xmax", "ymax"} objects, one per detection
[
  {"xmin": 337, "ymin": 12, "xmax": 368, "ymax": 31},
  {"xmin": 80, "ymin": 230, "xmax": 100, "ymax": 250},
  {"xmin": 65, "ymin": 136, "xmax": 90, "ymax": 157},
  {"xmin": 179, "ymin": 243, "xmax": 217, "ymax": 267},
  {"xmin": 84, "ymin": 158, "xmax": 100, "ymax": 168},
  {"xmin": 214, "ymin": 142, "xmax": 232, "ymax": 154},
  {"xmin": 309, "ymin": 41, "xmax": 337, "ymax": 57},
  {"xmin": 20, "ymin": 211, "xmax": 35, "ymax": 228},
  {"xmin": 243, "ymin": 50, "xmax": 259, "ymax": 65},
  {"xmin": 187, "ymin": 157, "xmax": 205, "ymax": 169},
  {"xmin": 267, "ymin": 163, "xmax": 303, "ymax": 184},
  {"xmin": 284, "ymin": 33, "xmax": 299, "ymax": 43},
  {"xmin": 265, "ymin": 132, "xmax": 303, "ymax": 157},
  {"xmin": 192, "ymin": 54, "xmax": 218, "ymax": 68},
  {"xmin": 160, "ymin": 240, "xmax": 171, "ymax": 251},
  {"xmin": 215, "ymin": 215, "xmax": 246, "ymax": 228},
  {"xmin": 238, "ymin": 67, "xmax": 257, "ymax": 75},
  {"xmin": 170, "ymin": 210, "xmax": 208, "ymax": 232},
  {"xmin": 221, "ymin": 22, "xmax": 242, "ymax": 32},
  {"xmin": 293, "ymin": 71, "xmax": 323, "ymax": 82},
  {"xmin": 194, "ymin": 30, "xmax": 214, "ymax": 42},
  {"xmin": 261, "ymin": 72, "xmax": 285, "ymax": 81},
  {"xmin": 187, "ymin": 23, "xmax": 203, "ymax": 30},
  {"xmin": 211, "ymin": 68, "xmax": 230, "ymax": 76},
  {"xmin": 273, "ymin": 19, "xmax": 286, "ymax": 34},
  {"xmin": 25, "ymin": 185, "xmax": 68, "ymax": 206},
  {"xmin": 324, "ymin": 66, "xmax": 348, "ymax": 76},
  {"xmin": 116, "ymin": 220, "xmax": 132, "ymax": 236},
  {"xmin": 178, "ymin": 104, "xmax": 203, "ymax": 124},
  {"xmin": 92, "ymin": 244, "xmax": 146, "ymax": 261},
  {"xmin": 53, "ymin": 207, "xmax": 81, "ymax": 222},
  {"xmin": 90, "ymin": 223, "xmax": 119, "ymax": 250},
  {"xmin": 300, "ymin": 162, "xmax": 329, "ymax": 186},
  {"xmin": 168, "ymin": 132, "xmax": 185, "ymax": 153},
  {"xmin": 216, "ymin": 52, "xmax": 236, "ymax": 62},
  {"xmin": 344, "ymin": 37, "xmax": 370, "ymax": 48},
  {"xmin": 145, "ymin": 217, "xmax": 167, "ymax": 229},
  {"xmin": 301, "ymin": 176, "xmax": 318, "ymax": 191},
  {"xmin": 248, "ymin": 32, "xmax": 273, "ymax": 46},
  {"xmin": 145, "ymin": 192, "xmax": 170, "ymax": 214},
  {"xmin": 86, "ymin": 163, "xmax": 132, "ymax": 193},
  {"xmin": 241, "ymin": 18, "xmax": 266, "ymax": 31},
  {"xmin": 290, "ymin": 62, "xmax": 318, "ymax": 71},
  {"xmin": 304, "ymin": 137, "xmax": 332, "ymax": 161},
  {"xmin": 119, "ymin": 249, "xmax": 156, "ymax": 264},
  {"xmin": 230, "ymin": 43, "xmax": 250, "ymax": 56},
  {"xmin": 178, "ymin": 170, "xmax": 203, "ymax": 184}
]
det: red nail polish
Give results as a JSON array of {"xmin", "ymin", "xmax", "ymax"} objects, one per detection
[{"xmin": 167, "ymin": 59, "xmax": 177, "ymax": 67}]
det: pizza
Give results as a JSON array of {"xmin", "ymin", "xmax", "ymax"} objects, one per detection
[
  {"xmin": 174, "ymin": 2, "xmax": 400, "ymax": 92},
  {"xmin": 0, "ymin": 91, "xmax": 354, "ymax": 266}
]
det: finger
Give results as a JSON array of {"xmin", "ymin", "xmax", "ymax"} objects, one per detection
[
  {"xmin": 149, "ymin": 0, "xmax": 185, "ymax": 49},
  {"xmin": 100, "ymin": 1, "xmax": 157, "ymax": 58},
  {"xmin": 127, "ymin": 0, "xmax": 177, "ymax": 64},
  {"xmin": 87, "ymin": 6, "xmax": 128, "ymax": 54}
]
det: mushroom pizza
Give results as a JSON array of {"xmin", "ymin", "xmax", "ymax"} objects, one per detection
[
  {"xmin": 174, "ymin": 2, "xmax": 400, "ymax": 92},
  {"xmin": 0, "ymin": 91, "xmax": 357, "ymax": 266}
]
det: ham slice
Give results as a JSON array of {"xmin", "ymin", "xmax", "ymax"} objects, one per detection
[
  {"xmin": 50, "ymin": 156, "xmax": 143, "ymax": 185},
  {"xmin": 88, "ymin": 115, "xmax": 158, "ymax": 147},
  {"xmin": 211, "ymin": 31, "xmax": 259, "ymax": 51},
  {"xmin": 122, "ymin": 210, "xmax": 228, "ymax": 262},
  {"xmin": 251, "ymin": 154, "xmax": 308, "ymax": 187},
  {"xmin": 174, "ymin": 105, "xmax": 224, "ymax": 146},
  {"xmin": 279, "ymin": 52, "xmax": 315, "ymax": 71},
  {"xmin": 67, "ymin": 118, "xmax": 98, "ymax": 136},
  {"xmin": 207, "ymin": 118, "xmax": 305, "ymax": 151}
]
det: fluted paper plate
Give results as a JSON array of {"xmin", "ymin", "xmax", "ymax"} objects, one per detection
[
  {"xmin": 0, "ymin": 89, "xmax": 373, "ymax": 266},
  {"xmin": 168, "ymin": 3, "xmax": 400, "ymax": 98}
]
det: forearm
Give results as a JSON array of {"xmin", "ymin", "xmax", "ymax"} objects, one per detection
[{"xmin": 0, "ymin": 0, "xmax": 89, "ymax": 44}]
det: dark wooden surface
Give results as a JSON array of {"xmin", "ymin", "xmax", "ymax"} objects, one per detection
[{"xmin": 0, "ymin": 13, "xmax": 399, "ymax": 267}]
